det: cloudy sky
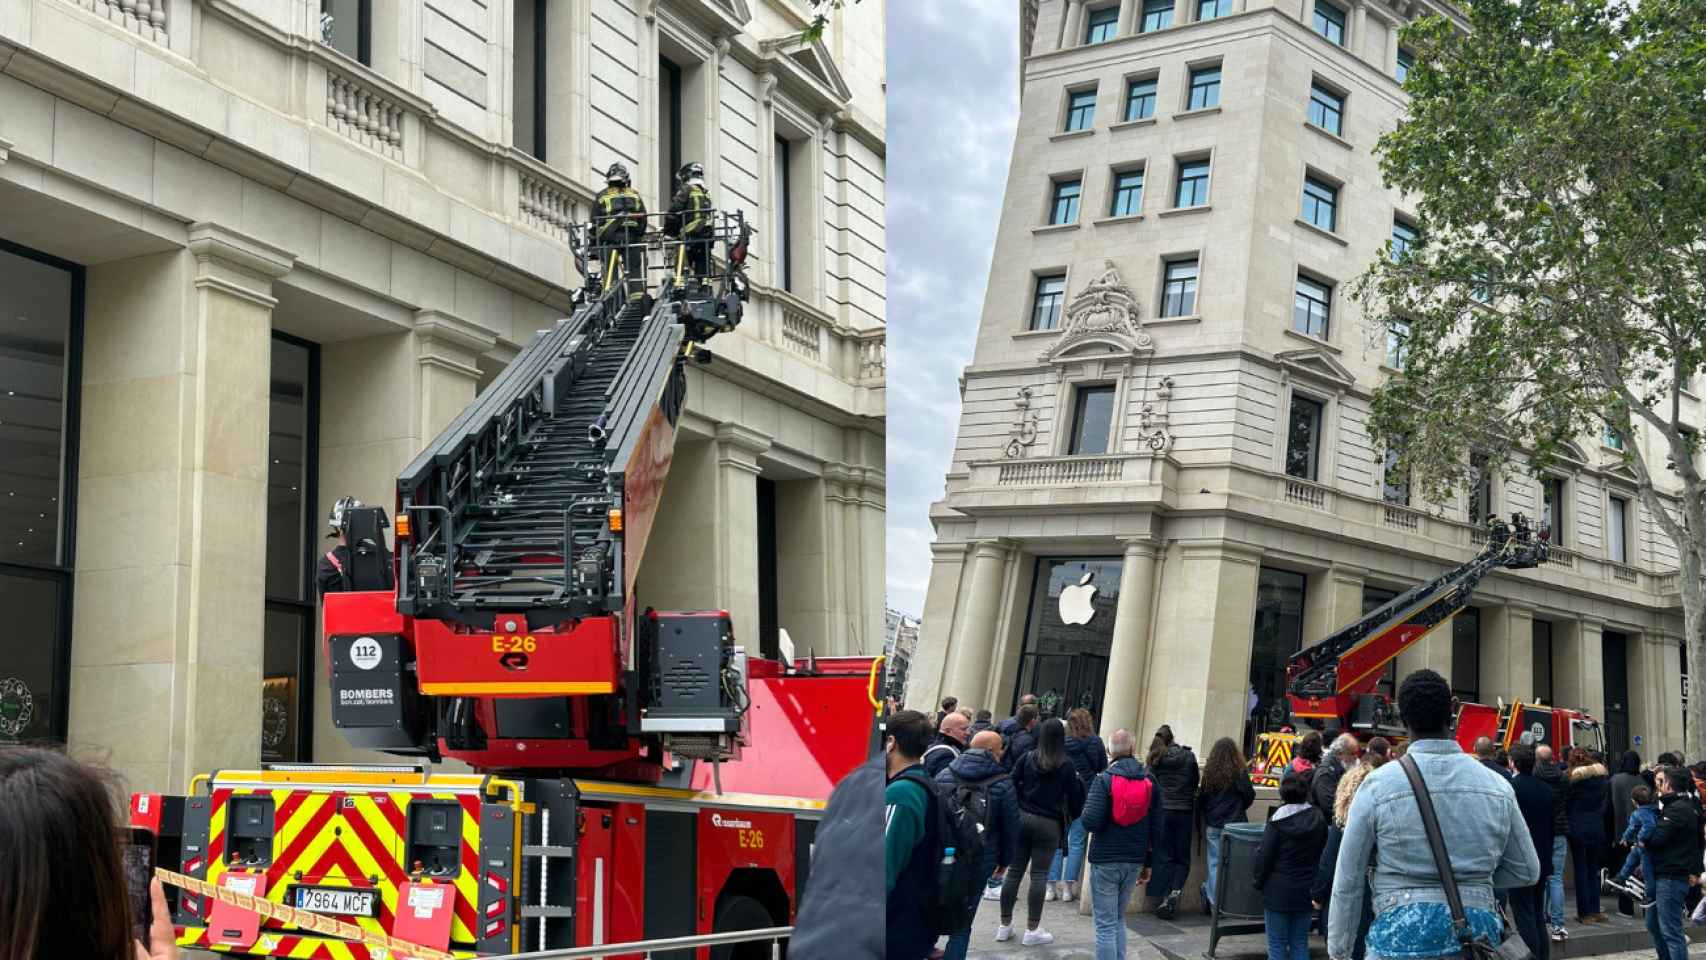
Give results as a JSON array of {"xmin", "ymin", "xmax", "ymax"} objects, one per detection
[{"xmin": 884, "ymin": 2, "xmax": 1020, "ymax": 618}]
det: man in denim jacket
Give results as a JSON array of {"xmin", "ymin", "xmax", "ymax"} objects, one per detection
[{"xmin": 1328, "ymin": 670, "xmax": 1540, "ymax": 960}]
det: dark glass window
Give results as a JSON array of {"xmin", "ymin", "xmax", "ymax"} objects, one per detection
[
  {"xmin": 1197, "ymin": 0, "xmax": 1230, "ymax": 19},
  {"xmin": 1086, "ymin": 5, "xmax": 1119, "ymax": 43},
  {"xmin": 1540, "ymin": 476, "xmax": 1565, "ymax": 545},
  {"xmin": 1249, "ymin": 568, "xmax": 1308, "ymax": 737},
  {"xmin": 1302, "ymin": 175, "xmax": 1339, "ymax": 231},
  {"xmin": 1391, "ymin": 218, "xmax": 1418, "ymax": 261},
  {"xmin": 1285, "ymin": 394, "xmax": 1324, "ymax": 480},
  {"xmin": 1049, "ymin": 179, "xmax": 1082, "ymax": 225},
  {"xmin": 1608, "ymin": 495, "xmax": 1629, "ymax": 564},
  {"xmin": 1382, "ymin": 448, "xmax": 1410, "ymax": 506},
  {"xmin": 321, "ymin": 0, "xmax": 372, "ymax": 65},
  {"xmin": 1014, "ymin": 557, "xmax": 1124, "ymax": 721},
  {"xmin": 1161, "ymin": 257, "xmax": 1199, "ymax": 318},
  {"xmin": 1110, "ymin": 169, "xmax": 1144, "ymax": 217},
  {"xmin": 1065, "ymin": 87, "xmax": 1098, "ymax": 131},
  {"xmin": 263, "ymin": 334, "xmax": 318, "ymax": 763},
  {"xmin": 1141, "ymin": 0, "xmax": 1174, "ymax": 32},
  {"xmin": 1068, "ymin": 386, "xmax": 1117, "ymax": 456},
  {"xmin": 1386, "ymin": 318, "xmax": 1410, "ymax": 369},
  {"xmin": 1125, "ymin": 77, "xmax": 1158, "ymax": 121},
  {"xmin": 1396, "ymin": 47, "xmax": 1415, "ymax": 84},
  {"xmin": 1308, "ymin": 82, "xmax": 1344, "ymax": 135},
  {"xmin": 1175, "ymin": 159, "xmax": 1210, "ymax": 207},
  {"xmin": 1603, "ymin": 423, "xmax": 1624, "ymax": 451},
  {"xmin": 775, "ymin": 136, "xmax": 794, "ymax": 290},
  {"xmin": 1468, "ymin": 453, "xmax": 1494, "ymax": 525},
  {"xmin": 1293, "ymin": 275, "xmax": 1332, "ymax": 339},
  {"xmin": 1031, "ymin": 275, "xmax": 1067, "ymax": 330},
  {"xmin": 515, "ymin": 0, "xmax": 547, "ymax": 159},
  {"xmin": 1451, "ymin": 607, "xmax": 1481, "ymax": 702},
  {"xmin": 1188, "ymin": 65, "xmax": 1221, "ymax": 110},
  {"xmin": 1313, "ymin": 0, "xmax": 1346, "ymax": 45},
  {"xmin": 1533, "ymin": 619, "xmax": 1553, "ymax": 704}
]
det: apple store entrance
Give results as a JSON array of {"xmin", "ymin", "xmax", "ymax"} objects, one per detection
[{"xmin": 1010, "ymin": 557, "xmax": 1124, "ymax": 722}]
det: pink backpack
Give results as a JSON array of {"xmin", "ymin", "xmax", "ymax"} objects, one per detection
[{"xmin": 1109, "ymin": 774, "xmax": 1153, "ymax": 826}]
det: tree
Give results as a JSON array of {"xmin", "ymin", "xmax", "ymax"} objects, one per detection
[
  {"xmin": 1355, "ymin": 0, "xmax": 1706, "ymax": 754},
  {"xmin": 804, "ymin": 0, "xmax": 857, "ymax": 42}
]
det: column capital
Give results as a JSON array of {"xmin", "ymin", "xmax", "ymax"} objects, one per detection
[
  {"xmin": 414, "ymin": 309, "xmax": 498, "ymax": 354},
  {"xmin": 186, "ymin": 222, "xmax": 295, "ymax": 308},
  {"xmin": 931, "ymin": 541, "xmax": 972, "ymax": 562},
  {"xmin": 968, "ymin": 538, "xmax": 1014, "ymax": 560},
  {"xmin": 1120, "ymin": 537, "xmax": 1160, "ymax": 560},
  {"xmin": 1178, "ymin": 540, "xmax": 1264, "ymax": 565},
  {"xmin": 1329, "ymin": 563, "xmax": 1368, "ymax": 585},
  {"xmin": 1503, "ymin": 599, "xmax": 1537, "ymax": 615},
  {"xmin": 715, "ymin": 422, "xmax": 773, "ymax": 457}
]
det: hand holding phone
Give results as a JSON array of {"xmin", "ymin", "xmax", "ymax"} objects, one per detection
[{"xmin": 131, "ymin": 878, "xmax": 178, "ymax": 960}]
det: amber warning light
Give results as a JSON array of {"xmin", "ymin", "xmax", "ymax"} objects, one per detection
[
  {"xmin": 608, "ymin": 509, "xmax": 623, "ymax": 533},
  {"xmin": 394, "ymin": 514, "xmax": 411, "ymax": 539}
]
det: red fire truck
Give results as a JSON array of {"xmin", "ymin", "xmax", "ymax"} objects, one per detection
[{"xmin": 130, "ymin": 214, "xmax": 880, "ymax": 959}]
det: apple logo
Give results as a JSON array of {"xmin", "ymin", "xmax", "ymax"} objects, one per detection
[{"xmin": 1059, "ymin": 572, "xmax": 1099, "ymax": 626}]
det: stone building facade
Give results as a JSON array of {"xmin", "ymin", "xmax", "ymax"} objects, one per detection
[
  {"xmin": 0, "ymin": 0, "xmax": 885, "ymax": 792},
  {"xmin": 910, "ymin": 0, "xmax": 1691, "ymax": 760}
]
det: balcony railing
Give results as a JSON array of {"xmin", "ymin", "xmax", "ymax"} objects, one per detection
[
  {"xmin": 1541, "ymin": 545, "xmax": 1578, "ymax": 570},
  {"xmin": 69, "ymin": 0, "xmax": 166, "ymax": 44},
  {"xmin": 997, "ymin": 456, "xmax": 1128, "ymax": 486},
  {"xmin": 1610, "ymin": 563, "xmax": 1639, "ymax": 584},
  {"xmin": 519, "ymin": 175, "xmax": 576, "ymax": 241},
  {"xmin": 326, "ymin": 68, "xmax": 407, "ymax": 159},
  {"xmin": 780, "ymin": 308, "xmax": 826, "ymax": 363},
  {"xmin": 1383, "ymin": 503, "xmax": 1424, "ymax": 532},
  {"xmin": 1285, "ymin": 478, "xmax": 1329, "ymax": 510}
]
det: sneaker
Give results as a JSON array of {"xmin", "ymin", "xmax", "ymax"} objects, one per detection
[
  {"xmin": 1044, "ymin": 884, "xmax": 1056, "ymax": 902},
  {"xmin": 1549, "ymin": 928, "xmax": 1565, "ymax": 943},
  {"xmin": 995, "ymin": 924, "xmax": 1014, "ymax": 942},
  {"xmin": 1154, "ymin": 890, "xmax": 1180, "ymax": 921},
  {"xmin": 1021, "ymin": 928, "xmax": 1055, "ymax": 946},
  {"xmin": 1059, "ymin": 882, "xmax": 1075, "ymax": 903},
  {"xmin": 983, "ymin": 884, "xmax": 1002, "ymax": 901},
  {"xmin": 1600, "ymin": 869, "xmax": 1620, "ymax": 895}
]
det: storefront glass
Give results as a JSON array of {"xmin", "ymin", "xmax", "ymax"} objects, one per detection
[
  {"xmin": 261, "ymin": 334, "xmax": 317, "ymax": 762},
  {"xmin": 1012, "ymin": 557, "xmax": 1123, "ymax": 721},
  {"xmin": 1249, "ymin": 568, "xmax": 1307, "ymax": 741}
]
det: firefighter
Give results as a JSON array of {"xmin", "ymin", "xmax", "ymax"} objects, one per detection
[
  {"xmin": 664, "ymin": 161, "xmax": 714, "ymax": 284},
  {"xmin": 317, "ymin": 495, "xmax": 394, "ymax": 595},
  {"xmin": 594, "ymin": 162, "xmax": 647, "ymax": 300}
]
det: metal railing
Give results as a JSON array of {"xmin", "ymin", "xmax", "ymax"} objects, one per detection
[{"xmin": 486, "ymin": 926, "xmax": 792, "ymax": 959}]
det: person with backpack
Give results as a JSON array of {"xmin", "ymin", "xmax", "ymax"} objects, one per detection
[
  {"xmin": 999, "ymin": 717, "xmax": 1086, "ymax": 946},
  {"xmin": 885, "ymin": 710, "xmax": 942, "ymax": 960},
  {"xmin": 936, "ymin": 730, "xmax": 1021, "ymax": 960},
  {"xmin": 923, "ymin": 711, "xmax": 970, "ymax": 778},
  {"xmin": 1082, "ymin": 728, "xmax": 1155, "ymax": 960},
  {"xmin": 1145, "ymin": 724, "xmax": 1199, "ymax": 919},
  {"xmin": 1048, "ymin": 707, "xmax": 1108, "ymax": 902}
]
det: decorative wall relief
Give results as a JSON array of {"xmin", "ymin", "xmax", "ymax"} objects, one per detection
[{"xmin": 1006, "ymin": 385, "xmax": 1042, "ymax": 459}]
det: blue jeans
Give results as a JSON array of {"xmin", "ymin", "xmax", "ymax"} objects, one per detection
[
  {"xmin": 1049, "ymin": 817, "xmax": 1088, "ymax": 884},
  {"xmin": 1093, "ymin": 861, "xmax": 1143, "ymax": 960},
  {"xmin": 1546, "ymin": 836, "xmax": 1566, "ymax": 928},
  {"xmin": 1644, "ymin": 877, "xmax": 1688, "ymax": 960},
  {"xmin": 1265, "ymin": 909, "xmax": 1312, "ymax": 960},
  {"xmin": 1204, "ymin": 826, "xmax": 1224, "ymax": 906},
  {"xmin": 1614, "ymin": 845, "xmax": 1654, "ymax": 893},
  {"xmin": 942, "ymin": 866, "xmax": 992, "ymax": 960}
]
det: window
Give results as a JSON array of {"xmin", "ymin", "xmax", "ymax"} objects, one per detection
[
  {"xmin": 1382, "ymin": 448, "xmax": 1410, "ymax": 506},
  {"xmin": 1285, "ymin": 395, "xmax": 1325, "ymax": 480},
  {"xmin": 1451, "ymin": 607, "xmax": 1481, "ymax": 702},
  {"xmin": 1187, "ymin": 65, "xmax": 1221, "ymax": 110},
  {"xmin": 1385, "ymin": 318, "xmax": 1410, "ymax": 369},
  {"xmin": 774, "ymin": 137, "xmax": 793, "ymax": 290},
  {"xmin": 1049, "ymin": 178, "xmax": 1082, "ymax": 225},
  {"xmin": 1064, "ymin": 87, "xmax": 1098, "ymax": 132},
  {"xmin": 1249, "ymin": 567, "xmax": 1308, "ymax": 740},
  {"xmin": 1468, "ymin": 453, "xmax": 1494, "ymax": 525},
  {"xmin": 1141, "ymin": 0, "xmax": 1174, "ymax": 33},
  {"xmin": 1301, "ymin": 175, "xmax": 1339, "ymax": 231},
  {"xmin": 1308, "ymin": 81, "xmax": 1344, "ymax": 136},
  {"xmin": 1603, "ymin": 422, "xmax": 1624, "ymax": 450},
  {"xmin": 1293, "ymin": 274, "xmax": 1332, "ymax": 339},
  {"xmin": 1608, "ymin": 495, "xmax": 1630, "ymax": 564},
  {"xmin": 1539, "ymin": 476, "xmax": 1566, "ymax": 544},
  {"xmin": 1312, "ymin": 0, "xmax": 1346, "ymax": 45},
  {"xmin": 1110, "ymin": 168, "xmax": 1144, "ymax": 217},
  {"xmin": 658, "ymin": 59, "xmax": 681, "ymax": 196},
  {"xmin": 1175, "ymin": 158, "xmax": 1211, "ymax": 207},
  {"xmin": 1124, "ymin": 77, "xmax": 1158, "ymax": 121},
  {"xmin": 321, "ymin": 0, "xmax": 372, "ymax": 65},
  {"xmin": 1396, "ymin": 47, "xmax": 1415, "ymax": 84},
  {"xmin": 1015, "ymin": 558, "xmax": 1125, "ymax": 722},
  {"xmin": 1031, "ymin": 274, "xmax": 1067, "ymax": 330},
  {"xmin": 1161, "ymin": 257, "xmax": 1199, "ymax": 318},
  {"xmin": 1533, "ymin": 620, "xmax": 1553, "ymax": 704},
  {"xmin": 1068, "ymin": 385, "xmax": 1117, "ymax": 455},
  {"xmin": 514, "ymin": 0, "xmax": 547, "ymax": 159},
  {"xmin": 1085, "ymin": 5, "xmax": 1119, "ymax": 43},
  {"xmin": 1197, "ymin": 0, "xmax": 1230, "ymax": 19},
  {"xmin": 264, "ymin": 333, "xmax": 320, "ymax": 763},
  {"xmin": 1391, "ymin": 218, "xmax": 1418, "ymax": 261}
]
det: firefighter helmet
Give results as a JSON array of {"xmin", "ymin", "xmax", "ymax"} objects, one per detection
[
  {"xmin": 327, "ymin": 495, "xmax": 362, "ymax": 538},
  {"xmin": 677, "ymin": 161, "xmax": 705, "ymax": 184},
  {"xmin": 605, "ymin": 162, "xmax": 631, "ymax": 187}
]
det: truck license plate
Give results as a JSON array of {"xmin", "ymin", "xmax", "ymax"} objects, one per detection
[{"xmin": 292, "ymin": 886, "xmax": 378, "ymax": 918}]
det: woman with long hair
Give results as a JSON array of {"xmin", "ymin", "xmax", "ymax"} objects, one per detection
[
  {"xmin": 1145, "ymin": 724, "xmax": 1200, "ymax": 919},
  {"xmin": 999, "ymin": 717, "xmax": 1085, "ymax": 946},
  {"xmin": 1197, "ymin": 737, "xmax": 1254, "ymax": 908},
  {"xmin": 0, "ymin": 746, "xmax": 176, "ymax": 960},
  {"xmin": 1047, "ymin": 708, "xmax": 1107, "ymax": 901},
  {"xmin": 1564, "ymin": 746, "xmax": 1611, "ymax": 924}
]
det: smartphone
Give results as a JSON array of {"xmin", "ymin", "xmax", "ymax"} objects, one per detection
[{"xmin": 123, "ymin": 829, "xmax": 156, "ymax": 950}]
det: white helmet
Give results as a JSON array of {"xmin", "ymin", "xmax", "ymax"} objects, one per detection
[{"xmin": 327, "ymin": 496, "xmax": 362, "ymax": 538}]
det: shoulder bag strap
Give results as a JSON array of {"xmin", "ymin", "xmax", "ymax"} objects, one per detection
[{"xmin": 1399, "ymin": 753, "xmax": 1474, "ymax": 948}]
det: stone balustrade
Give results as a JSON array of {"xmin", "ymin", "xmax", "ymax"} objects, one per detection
[
  {"xmin": 68, "ymin": 0, "xmax": 166, "ymax": 44},
  {"xmin": 1285, "ymin": 478, "xmax": 1329, "ymax": 510},
  {"xmin": 856, "ymin": 333, "xmax": 886, "ymax": 382},
  {"xmin": 1382, "ymin": 503, "xmax": 1424, "ymax": 532},
  {"xmin": 326, "ymin": 69, "xmax": 407, "ymax": 159},
  {"xmin": 780, "ymin": 308, "xmax": 826, "ymax": 362},
  {"xmin": 519, "ymin": 175, "xmax": 577, "ymax": 241},
  {"xmin": 996, "ymin": 455, "xmax": 1128, "ymax": 486}
]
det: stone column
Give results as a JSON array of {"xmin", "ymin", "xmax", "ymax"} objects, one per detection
[
  {"xmin": 1351, "ymin": 0, "xmax": 1368, "ymax": 61},
  {"xmin": 851, "ymin": 467, "xmax": 885, "ymax": 657},
  {"xmin": 1143, "ymin": 542, "xmax": 1263, "ymax": 750},
  {"xmin": 1062, "ymin": 0, "xmax": 1087, "ymax": 47},
  {"xmin": 1480, "ymin": 601, "xmax": 1536, "ymax": 704},
  {"xmin": 413, "ymin": 310, "xmax": 495, "ymax": 442},
  {"xmin": 1395, "ymin": 608, "xmax": 1455, "ymax": 682},
  {"xmin": 1099, "ymin": 540, "xmax": 1159, "ymax": 741},
  {"xmin": 1627, "ymin": 632, "xmax": 1672, "ymax": 755},
  {"xmin": 821, "ymin": 464, "xmax": 854, "ymax": 655},
  {"xmin": 1302, "ymin": 564, "xmax": 1365, "ymax": 644},
  {"xmin": 1384, "ymin": 14, "xmax": 1400, "ymax": 76},
  {"xmin": 946, "ymin": 540, "xmax": 1013, "ymax": 709},
  {"xmin": 716, "ymin": 424, "xmax": 771, "ymax": 654},
  {"xmin": 70, "ymin": 224, "xmax": 294, "ymax": 795},
  {"xmin": 908, "ymin": 542, "xmax": 972, "ymax": 710},
  {"xmin": 1116, "ymin": 0, "xmax": 1137, "ymax": 36},
  {"xmin": 1554, "ymin": 618, "xmax": 1606, "ymax": 719}
]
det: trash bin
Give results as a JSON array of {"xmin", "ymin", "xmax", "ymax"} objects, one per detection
[{"xmin": 1207, "ymin": 822, "xmax": 1268, "ymax": 957}]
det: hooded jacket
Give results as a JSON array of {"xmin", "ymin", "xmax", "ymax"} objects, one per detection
[
  {"xmin": 1535, "ymin": 760, "xmax": 1569, "ymax": 833},
  {"xmin": 1609, "ymin": 756, "xmax": 1646, "ymax": 842},
  {"xmin": 920, "ymin": 731, "xmax": 963, "ymax": 779},
  {"xmin": 1647, "ymin": 791, "xmax": 1705, "ymax": 879},
  {"xmin": 1151, "ymin": 743, "xmax": 1200, "ymax": 812},
  {"xmin": 1081, "ymin": 756, "xmax": 1156, "ymax": 865},
  {"xmin": 935, "ymin": 747, "xmax": 1021, "ymax": 878},
  {"xmin": 1565, "ymin": 762, "xmax": 1611, "ymax": 843},
  {"xmin": 1065, "ymin": 734, "xmax": 1109, "ymax": 788},
  {"xmin": 1255, "ymin": 802, "xmax": 1329, "ymax": 913}
]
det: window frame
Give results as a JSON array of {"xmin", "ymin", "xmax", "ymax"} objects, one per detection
[
  {"xmin": 1159, "ymin": 255, "xmax": 1200, "ymax": 319},
  {"xmin": 1603, "ymin": 422, "xmax": 1625, "ymax": 451},
  {"xmin": 265, "ymin": 331, "xmax": 321, "ymax": 763},
  {"xmin": 1307, "ymin": 79, "xmax": 1345, "ymax": 136},
  {"xmin": 1293, "ymin": 272, "xmax": 1333, "ymax": 340},
  {"xmin": 1066, "ymin": 383, "xmax": 1119, "ymax": 456},
  {"xmin": 1174, "ymin": 156, "xmax": 1212, "ymax": 208},
  {"xmin": 321, "ymin": 0, "xmax": 374, "ymax": 66},
  {"xmin": 1385, "ymin": 317, "xmax": 1410, "ymax": 370},
  {"xmin": 1468, "ymin": 452, "xmax": 1495, "ymax": 526},
  {"xmin": 1085, "ymin": 4, "xmax": 1120, "ymax": 44},
  {"xmin": 1390, "ymin": 215, "xmax": 1418, "ymax": 262},
  {"xmin": 1381, "ymin": 447, "xmax": 1411, "ymax": 506},
  {"xmin": 1301, "ymin": 173, "xmax": 1340, "ymax": 232},
  {"xmin": 1196, "ymin": 0, "xmax": 1231, "ymax": 20},
  {"xmin": 1124, "ymin": 74, "xmax": 1159, "ymax": 122},
  {"xmin": 1539, "ymin": 475, "xmax": 1568, "ymax": 546},
  {"xmin": 1109, "ymin": 166, "xmax": 1145, "ymax": 218},
  {"xmin": 1048, "ymin": 176, "xmax": 1084, "ymax": 226},
  {"xmin": 1140, "ymin": 0, "xmax": 1174, "ymax": 33},
  {"xmin": 1607, "ymin": 493, "xmax": 1631, "ymax": 565},
  {"xmin": 1284, "ymin": 391, "xmax": 1327, "ymax": 481},
  {"xmin": 1063, "ymin": 85, "xmax": 1099, "ymax": 132},
  {"xmin": 1312, "ymin": 0, "xmax": 1347, "ymax": 46},
  {"xmin": 1396, "ymin": 46, "xmax": 1415, "ymax": 84},
  {"xmin": 1029, "ymin": 272, "xmax": 1068, "ymax": 331},
  {"xmin": 1186, "ymin": 63, "xmax": 1222, "ymax": 111}
]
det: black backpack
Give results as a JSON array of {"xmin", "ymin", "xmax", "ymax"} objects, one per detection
[{"xmin": 898, "ymin": 768, "xmax": 989, "ymax": 935}]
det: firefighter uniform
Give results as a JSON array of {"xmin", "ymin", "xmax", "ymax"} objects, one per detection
[
  {"xmin": 317, "ymin": 543, "xmax": 394, "ymax": 596},
  {"xmin": 594, "ymin": 163, "xmax": 647, "ymax": 299},
  {"xmin": 665, "ymin": 163, "xmax": 714, "ymax": 281},
  {"xmin": 318, "ymin": 496, "xmax": 395, "ymax": 595}
]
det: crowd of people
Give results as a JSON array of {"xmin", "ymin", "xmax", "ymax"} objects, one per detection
[{"xmin": 888, "ymin": 676, "xmax": 1706, "ymax": 960}]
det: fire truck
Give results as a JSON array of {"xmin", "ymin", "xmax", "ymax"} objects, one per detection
[
  {"xmin": 1248, "ymin": 514, "xmax": 1604, "ymax": 786},
  {"xmin": 129, "ymin": 211, "xmax": 881, "ymax": 959}
]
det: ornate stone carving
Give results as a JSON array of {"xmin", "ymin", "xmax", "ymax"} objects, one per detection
[
  {"xmin": 1005, "ymin": 385, "xmax": 1042, "ymax": 459},
  {"xmin": 1041, "ymin": 259, "xmax": 1153, "ymax": 362},
  {"xmin": 1135, "ymin": 376, "xmax": 1175, "ymax": 453}
]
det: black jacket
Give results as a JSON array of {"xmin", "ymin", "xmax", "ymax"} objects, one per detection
[
  {"xmin": 1003, "ymin": 727, "xmax": 1037, "ymax": 773},
  {"xmin": 1610, "ymin": 770, "xmax": 1646, "ymax": 841},
  {"xmin": 1481, "ymin": 758, "xmax": 1514, "ymax": 781},
  {"xmin": 1565, "ymin": 764, "xmax": 1611, "ymax": 844},
  {"xmin": 1511, "ymin": 774, "xmax": 1556, "ymax": 882},
  {"xmin": 1647, "ymin": 792, "xmax": 1704, "ymax": 879},
  {"xmin": 1536, "ymin": 761, "xmax": 1569, "ymax": 833},
  {"xmin": 1200, "ymin": 777, "xmax": 1256, "ymax": 828},
  {"xmin": 1312, "ymin": 753, "xmax": 1349, "ymax": 819},
  {"xmin": 1082, "ymin": 757, "xmax": 1155, "ymax": 865},
  {"xmin": 1255, "ymin": 803, "xmax": 1328, "ymax": 913},
  {"xmin": 937, "ymin": 748, "xmax": 1021, "ymax": 876},
  {"xmin": 920, "ymin": 733, "xmax": 962, "ymax": 779},
  {"xmin": 316, "ymin": 543, "xmax": 394, "ymax": 596},
  {"xmin": 1012, "ymin": 752, "xmax": 1086, "ymax": 822},
  {"xmin": 1065, "ymin": 735, "xmax": 1109, "ymax": 787},
  {"xmin": 664, "ymin": 182, "xmax": 712, "ymax": 237},
  {"xmin": 793, "ymin": 756, "xmax": 883, "ymax": 960},
  {"xmin": 1151, "ymin": 744, "xmax": 1200, "ymax": 812}
]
